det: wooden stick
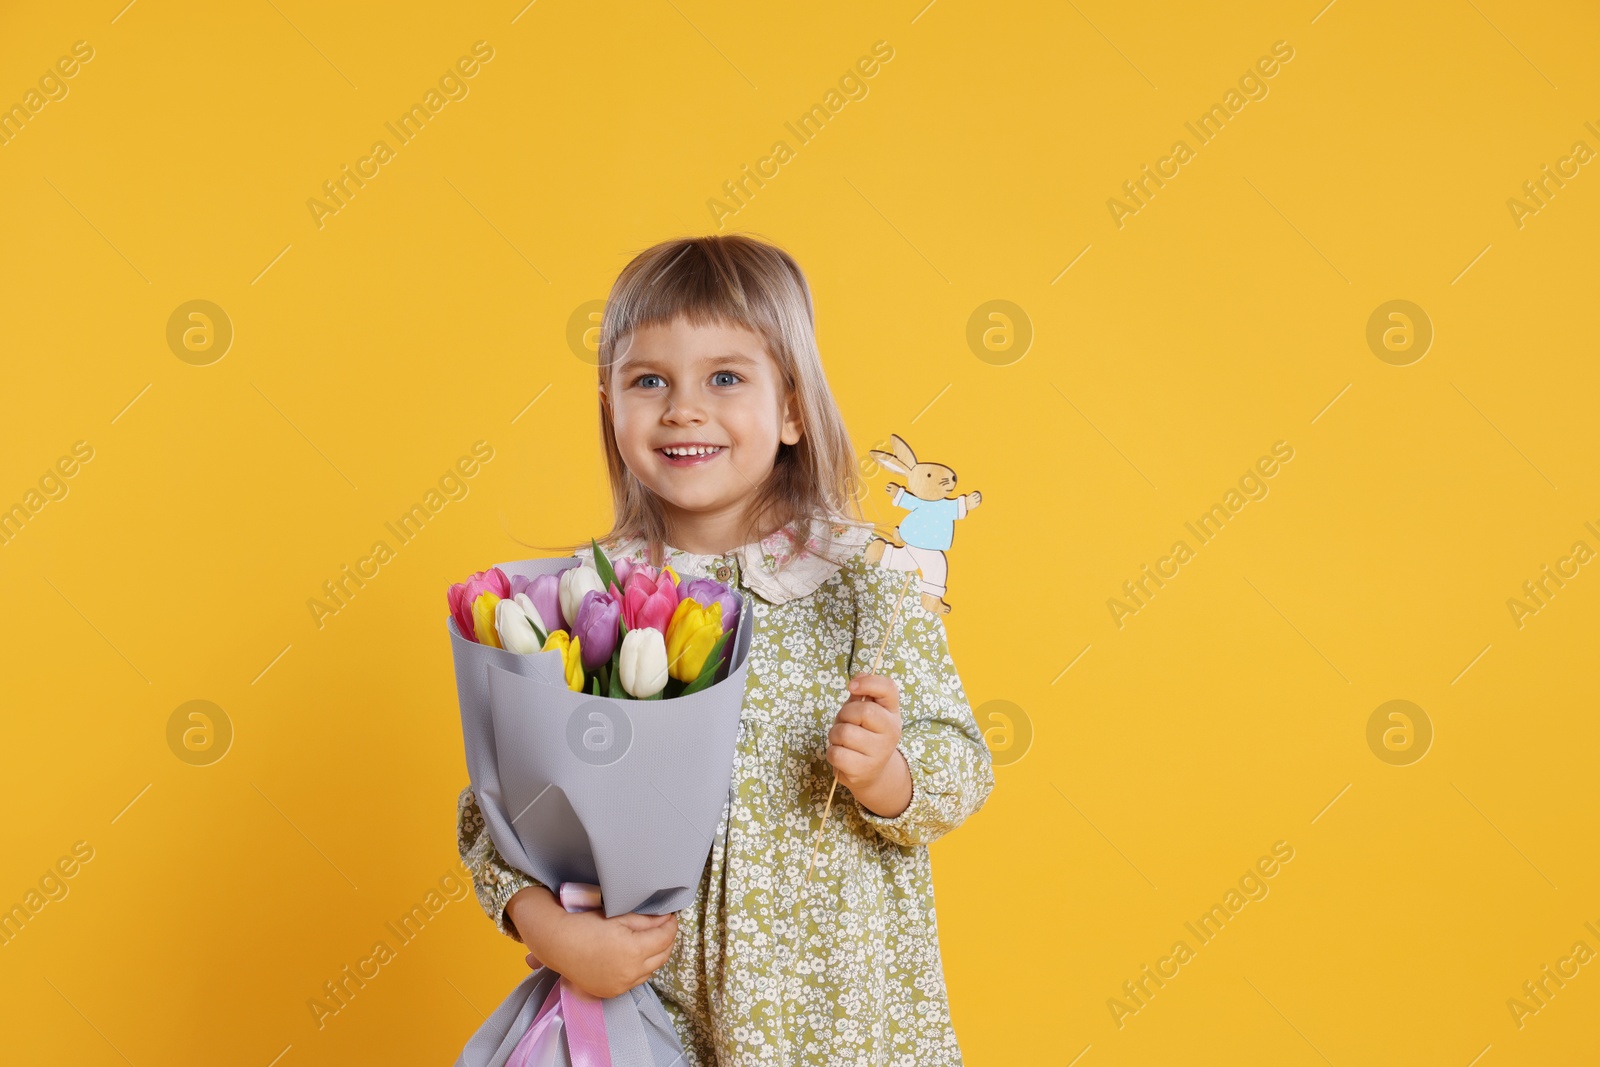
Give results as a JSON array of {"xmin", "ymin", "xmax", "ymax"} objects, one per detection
[{"xmin": 805, "ymin": 572, "xmax": 915, "ymax": 883}]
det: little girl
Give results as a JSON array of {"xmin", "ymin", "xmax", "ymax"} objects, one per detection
[{"xmin": 456, "ymin": 234, "xmax": 994, "ymax": 1065}]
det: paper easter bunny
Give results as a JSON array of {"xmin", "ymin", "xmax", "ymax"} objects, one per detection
[{"xmin": 865, "ymin": 433, "xmax": 982, "ymax": 615}]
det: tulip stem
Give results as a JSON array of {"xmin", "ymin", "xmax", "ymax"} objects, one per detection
[{"xmin": 805, "ymin": 573, "xmax": 914, "ymax": 885}]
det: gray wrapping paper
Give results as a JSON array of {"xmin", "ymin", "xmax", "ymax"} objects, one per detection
[
  {"xmin": 449, "ymin": 556, "xmax": 752, "ymax": 1066},
  {"xmin": 453, "ymin": 967, "xmax": 683, "ymax": 1067}
]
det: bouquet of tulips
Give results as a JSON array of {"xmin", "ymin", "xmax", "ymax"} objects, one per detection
[
  {"xmin": 446, "ymin": 541, "xmax": 752, "ymax": 1067},
  {"xmin": 449, "ymin": 539, "xmax": 742, "ymax": 701}
]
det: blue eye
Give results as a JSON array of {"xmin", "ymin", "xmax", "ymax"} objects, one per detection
[{"xmin": 629, "ymin": 370, "xmax": 741, "ymax": 388}]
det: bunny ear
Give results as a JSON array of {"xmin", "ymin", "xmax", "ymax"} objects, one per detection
[
  {"xmin": 890, "ymin": 434, "xmax": 917, "ymax": 469},
  {"xmin": 868, "ymin": 448, "xmax": 911, "ymax": 475}
]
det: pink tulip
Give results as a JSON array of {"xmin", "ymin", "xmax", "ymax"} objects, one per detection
[
  {"xmin": 611, "ymin": 561, "xmax": 678, "ymax": 594},
  {"xmin": 448, "ymin": 567, "xmax": 511, "ymax": 641},
  {"xmin": 621, "ymin": 567, "xmax": 679, "ymax": 633},
  {"xmin": 611, "ymin": 556, "xmax": 636, "ymax": 597}
]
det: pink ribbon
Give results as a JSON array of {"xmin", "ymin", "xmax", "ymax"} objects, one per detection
[{"xmin": 506, "ymin": 882, "xmax": 612, "ymax": 1067}]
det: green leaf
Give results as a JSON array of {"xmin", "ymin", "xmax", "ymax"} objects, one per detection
[
  {"xmin": 700, "ymin": 629, "xmax": 732, "ymax": 681},
  {"xmin": 591, "ymin": 538, "xmax": 619, "ymax": 594},
  {"xmin": 678, "ymin": 658, "xmax": 724, "ymax": 697},
  {"xmin": 608, "ymin": 660, "xmax": 625, "ymax": 699},
  {"xmin": 678, "ymin": 630, "xmax": 733, "ymax": 697},
  {"xmin": 589, "ymin": 673, "xmax": 600, "ymax": 696}
]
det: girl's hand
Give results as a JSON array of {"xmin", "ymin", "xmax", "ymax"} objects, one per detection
[
  {"xmin": 826, "ymin": 673, "xmax": 913, "ymax": 819},
  {"xmin": 550, "ymin": 910, "xmax": 678, "ymax": 999},
  {"xmin": 507, "ymin": 886, "xmax": 678, "ymax": 999}
]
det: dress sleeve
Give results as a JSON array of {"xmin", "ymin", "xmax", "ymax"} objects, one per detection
[
  {"xmin": 457, "ymin": 785, "xmax": 545, "ymax": 941},
  {"xmin": 849, "ymin": 559, "xmax": 995, "ymax": 848}
]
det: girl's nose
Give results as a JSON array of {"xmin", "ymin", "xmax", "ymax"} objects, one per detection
[{"xmin": 664, "ymin": 394, "xmax": 705, "ymax": 424}]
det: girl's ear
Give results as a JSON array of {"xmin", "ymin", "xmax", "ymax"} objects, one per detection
[{"xmin": 779, "ymin": 390, "xmax": 803, "ymax": 446}]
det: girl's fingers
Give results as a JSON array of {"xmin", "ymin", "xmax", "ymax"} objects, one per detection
[
  {"xmin": 833, "ymin": 700, "xmax": 866, "ymax": 727},
  {"xmin": 829, "ymin": 720, "xmax": 892, "ymax": 755},
  {"xmin": 642, "ymin": 921, "xmax": 677, "ymax": 956},
  {"xmin": 848, "ymin": 673, "xmax": 900, "ymax": 713},
  {"xmin": 837, "ymin": 699, "xmax": 899, "ymax": 736},
  {"xmin": 825, "ymin": 744, "xmax": 869, "ymax": 779},
  {"xmin": 827, "ymin": 721, "xmax": 868, "ymax": 752},
  {"xmin": 844, "ymin": 697, "xmax": 896, "ymax": 729}
]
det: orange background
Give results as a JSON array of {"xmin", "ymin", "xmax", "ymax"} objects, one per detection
[{"xmin": 1, "ymin": 1, "xmax": 1597, "ymax": 1063}]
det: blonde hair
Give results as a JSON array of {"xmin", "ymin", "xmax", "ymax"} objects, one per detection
[{"xmin": 565, "ymin": 234, "xmax": 868, "ymax": 568}]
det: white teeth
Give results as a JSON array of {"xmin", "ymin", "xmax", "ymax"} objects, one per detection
[{"xmin": 662, "ymin": 445, "xmax": 722, "ymax": 456}]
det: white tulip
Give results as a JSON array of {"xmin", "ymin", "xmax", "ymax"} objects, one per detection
[
  {"xmin": 559, "ymin": 565, "xmax": 605, "ymax": 630},
  {"xmin": 617, "ymin": 628, "xmax": 669, "ymax": 698},
  {"xmin": 495, "ymin": 598, "xmax": 543, "ymax": 655}
]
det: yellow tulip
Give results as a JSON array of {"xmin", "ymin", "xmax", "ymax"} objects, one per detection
[
  {"xmin": 664, "ymin": 598, "xmax": 723, "ymax": 682},
  {"xmin": 472, "ymin": 592, "xmax": 503, "ymax": 649},
  {"xmin": 542, "ymin": 630, "xmax": 585, "ymax": 692}
]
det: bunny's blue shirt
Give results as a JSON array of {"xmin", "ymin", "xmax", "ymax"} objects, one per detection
[{"xmin": 895, "ymin": 491, "xmax": 962, "ymax": 550}]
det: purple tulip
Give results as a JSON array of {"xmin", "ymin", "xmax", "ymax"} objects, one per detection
[
  {"xmin": 573, "ymin": 588, "xmax": 622, "ymax": 670},
  {"xmin": 679, "ymin": 577, "xmax": 741, "ymax": 644},
  {"xmin": 511, "ymin": 573, "xmax": 563, "ymax": 634}
]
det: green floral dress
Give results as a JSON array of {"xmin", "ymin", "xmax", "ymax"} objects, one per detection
[{"xmin": 455, "ymin": 516, "xmax": 995, "ymax": 1065}]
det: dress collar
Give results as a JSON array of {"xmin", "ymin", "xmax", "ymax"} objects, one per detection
[{"xmin": 586, "ymin": 515, "xmax": 874, "ymax": 605}]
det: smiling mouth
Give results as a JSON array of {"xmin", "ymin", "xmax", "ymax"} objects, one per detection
[{"xmin": 656, "ymin": 445, "xmax": 726, "ymax": 465}]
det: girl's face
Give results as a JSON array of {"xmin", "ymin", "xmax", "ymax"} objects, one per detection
[{"xmin": 602, "ymin": 315, "xmax": 802, "ymax": 549}]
